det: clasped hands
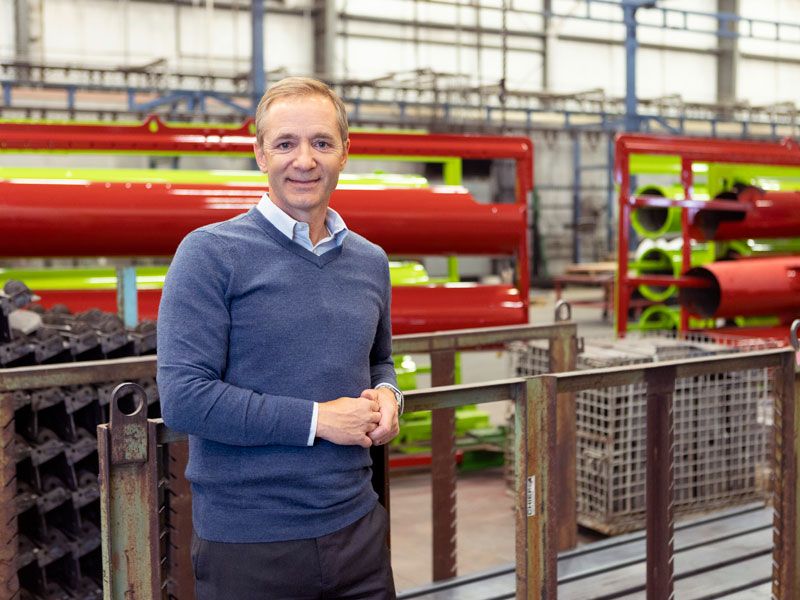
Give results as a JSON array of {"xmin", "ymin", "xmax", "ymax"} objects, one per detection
[{"xmin": 315, "ymin": 387, "xmax": 400, "ymax": 448}]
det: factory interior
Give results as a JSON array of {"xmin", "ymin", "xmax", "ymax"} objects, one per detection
[{"xmin": 2, "ymin": 1, "xmax": 800, "ymax": 598}]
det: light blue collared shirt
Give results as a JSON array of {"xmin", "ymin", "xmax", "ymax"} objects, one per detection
[
  {"xmin": 256, "ymin": 194, "xmax": 400, "ymax": 445},
  {"xmin": 256, "ymin": 193, "xmax": 348, "ymax": 256}
]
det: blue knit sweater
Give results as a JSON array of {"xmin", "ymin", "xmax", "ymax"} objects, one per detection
[{"xmin": 157, "ymin": 207, "xmax": 397, "ymax": 543}]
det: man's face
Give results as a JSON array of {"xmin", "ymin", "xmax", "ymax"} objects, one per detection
[{"xmin": 253, "ymin": 95, "xmax": 349, "ymax": 222}]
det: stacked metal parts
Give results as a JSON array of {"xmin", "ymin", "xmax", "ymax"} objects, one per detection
[
  {"xmin": 509, "ymin": 333, "xmax": 776, "ymax": 534},
  {"xmin": 618, "ymin": 136, "xmax": 800, "ymax": 338},
  {"xmin": 1, "ymin": 280, "xmax": 160, "ymax": 599}
]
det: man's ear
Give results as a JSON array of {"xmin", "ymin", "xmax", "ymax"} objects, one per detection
[
  {"xmin": 253, "ymin": 142, "xmax": 268, "ymax": 173},
  {"xmin": 340, "ymin": 138, "xmax": 350, "ymax": 170}
]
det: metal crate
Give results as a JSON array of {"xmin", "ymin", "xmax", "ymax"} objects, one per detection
[{"xmin": 510, "ymin": 333, "xmax": 777, "ymax": 534}]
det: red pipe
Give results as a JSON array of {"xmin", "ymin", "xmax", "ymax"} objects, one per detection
[
  {"xmin": 0, "ymin": 118, "xmax": 534, "ymax": 193},
  {"xmin": 391, "ymin": 285, "xmax": 526, "ymax": 333},
  {"xmin": 33, "ymin": 284, "xmax": 526, "ymax": 334},
  {"xmin": 0, "ymin": 181, "xmax": 524, "ymax": 257},
  {"xmin": 690, "ymin": 186, "xmax": 800, "ymax": 241},
  {"xmin": 679, "ymin": 256, "xmax": 800, "ymax": 318}
]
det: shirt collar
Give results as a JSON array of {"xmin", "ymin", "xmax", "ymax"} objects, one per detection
[{"xmin": 256, "ymin": 193, "xmax": 349, "ymax": 244}]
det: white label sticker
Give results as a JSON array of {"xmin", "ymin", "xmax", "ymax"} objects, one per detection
[{"xmin": 527, "ymin": 475, "xmax": 536, "ymax": 517}]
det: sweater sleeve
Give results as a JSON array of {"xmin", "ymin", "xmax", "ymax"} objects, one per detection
[
  {"xmin": 157, "ymin": 230, "xmax": 313, "ymax": 447},
  {"xmin": 369, "ymin": 254, "xmax": 398, "ymax": 388}
]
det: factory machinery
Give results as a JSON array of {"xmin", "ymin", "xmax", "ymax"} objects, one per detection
[
  {"xmin": 616, "ymin": 133, "xmax": 800, "ymax": 340},
  {"xmin": 0, "ymin": 118, "xmax": 533, "ymax": 599}
]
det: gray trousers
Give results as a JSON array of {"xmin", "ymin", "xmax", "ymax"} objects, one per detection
[{"xmin": 192, "ymin": 503, "xmax": 396, "ymax": 600}]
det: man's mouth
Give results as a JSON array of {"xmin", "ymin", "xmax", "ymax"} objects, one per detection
[{"xmin": 287, "ymin": 178, "xmax": 320, "ymax": 185}]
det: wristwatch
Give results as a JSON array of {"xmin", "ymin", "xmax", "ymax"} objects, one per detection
[{"xmin": 376, "ymin": 383, "xmax": 404, "ymax": 415}]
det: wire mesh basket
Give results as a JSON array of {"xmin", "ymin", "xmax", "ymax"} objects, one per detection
[{"xmin": 509, "ymin": 332, "xmax": 779, "ymax": 534}]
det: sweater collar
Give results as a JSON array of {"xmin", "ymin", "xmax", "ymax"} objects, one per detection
[{"xmin": 247, "ymin": 207, "xmax": 344, "ymax": 268}]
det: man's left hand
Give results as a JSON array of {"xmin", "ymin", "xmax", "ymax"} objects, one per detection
[{"xmin": 362, "ymin": 388, "xmax": 399, "ymax": 446}]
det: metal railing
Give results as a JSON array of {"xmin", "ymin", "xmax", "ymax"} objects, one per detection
[
  {"xmin": 96, "ymin": 344, "xmax": 798, "ymax": 599},
  {"xmin": 98, "ymin": 366, "xmax": 560, "ymax": 599},
  {"xmin": 0, "ymin": 322, "xmax": 577, "ymax": 599},
  {"xmin": 530, "ymin": 347, "xmax": 799, "ymax": 599}
]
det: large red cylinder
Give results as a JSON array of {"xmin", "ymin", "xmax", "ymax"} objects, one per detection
[
  {"xmin": 32, "ymin": 284, "xmax": 526, "ymax": 334},
  {"xmin": 690, "ymin": 186, "xmax": 800, "ymax": 241},
  {"xmin": 679, "ymin": 256, "xmax": 800, "ymax": 318},
  {"xmin": 0, "ymin": 180, "xmax": 524, "ymax": 257}
]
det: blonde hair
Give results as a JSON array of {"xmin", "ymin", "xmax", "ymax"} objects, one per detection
[{"xmin": 254, "ymin": 77, "xmax": 349, "ymax": 146}]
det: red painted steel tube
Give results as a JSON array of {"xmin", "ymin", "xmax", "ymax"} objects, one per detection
[
  {"xmin": 0, "ymin": 181, "xmax": 524, "ymax": 257},
  {"xmin": 690, "ymin": 187, "xmax": 800, "ymax": 241},
  {"xmin": 680, "ymin": 256, "xmax": 800, "ymax": 318},
  {"xmin": 614, "ymin": 134, "xmax": 800, "ymax": 179},
  {"xmin": 32, "ymin": 284, "xmax": 527, "ymax": 333},
  {"xmin": 391, "ymin": 285, "xmax": 526, "ymax": 333},
  {"xmin": 0, "ymin": 118, "xmax": 534, "ymax": 191}
]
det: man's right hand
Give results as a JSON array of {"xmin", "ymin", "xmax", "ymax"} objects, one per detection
[{"xmin": 316, "ymin": 395, "xmax": 382, "ymax": 447}]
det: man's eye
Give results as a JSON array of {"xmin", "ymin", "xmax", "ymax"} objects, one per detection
[
  {"xmin": 276, "ymin": 142, "xmax": 291, "ymax": 150},
  {"xmin": 315, "ymin": 140, "xmax": 331, "ymax": 149}
]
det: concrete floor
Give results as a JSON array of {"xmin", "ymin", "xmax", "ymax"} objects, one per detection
[{"xmin": 389, "ymin": 287, "xmax": 613, "ymax": 592}]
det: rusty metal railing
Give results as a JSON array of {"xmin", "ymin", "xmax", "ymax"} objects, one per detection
[
  {"xmin": 527, "ymin": 346, "xmax": 798, "ymax": 599},
  {"xmin": 98, "ymin": 345, "xmax": 798, "ymax": 599},
  {"xmin": 92, "ymin": 338, "xmax": 800, "ymax": 600},
  {"xmin": 391, "ymin": 322, "xmax": 578, "ymax": 579},
  {"xmin": 0, "ymin": 322, "xmax": 578, "ymax": 600},
  {"xmin": 98, "ymin": 366, "xmax": 562, "ymax": 599}
]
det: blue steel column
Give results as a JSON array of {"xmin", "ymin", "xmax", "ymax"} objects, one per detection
[
  {"xmin": 251, "ymin": 0, "xmax": 265, "ymax": 110},
  {"xmin": 607, "ymin": 135, "xmax": 615, "ymax": 254},
  {"xmin": 116, "ymin": 266, "xmax": 138, "ymax": 328},
  {"xmin": 572, "ymin": 134, "xmax": 581, "ymax": 263},
  {"xmin": 622, "ymin": 1, "xmax": 640, "ymax": 133}
]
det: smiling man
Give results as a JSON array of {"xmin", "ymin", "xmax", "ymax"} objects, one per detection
[{"xmin": 157, "ymin": 77, "xmax": 402, "ymax": 599}]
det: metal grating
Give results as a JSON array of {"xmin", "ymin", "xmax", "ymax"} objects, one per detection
[{"xmin": 509, "ymin": 333, "xmax": 779, "ymax": 534}]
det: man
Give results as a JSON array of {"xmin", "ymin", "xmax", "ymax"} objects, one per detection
[{"xmin": 157, "ymin": 76, "xmax": 403, "ymax": 599}]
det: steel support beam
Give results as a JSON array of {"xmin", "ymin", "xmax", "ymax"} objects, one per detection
[
  {"xmin": 717, "ymin": 0, "xmax": 739, "ymax": 107},
  {"xmin": 251, "ymin": 0, "xmax": 265, "ymax": 110},
  {"xmin": 313, "ymin": 0, "xmax": 337, "ymax": 79},
  {"xmin": 622, "ymin": 2, "xmax": 640, "ymax": 132},
  {"xmin": 13, "ymin": 0, "xmax": 30, "ymax": 61},
  {"xmin": 542, "ymin": 0, "xmax": 552, "ymax": 90},
  {"xmin": 572, "ymin": 134, "xmax": 581, "ymax": 263}
]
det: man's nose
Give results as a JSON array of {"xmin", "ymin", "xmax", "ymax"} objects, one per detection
[{"xmin": 293, "ymin": 141, "xmax": 316, "ymax": 169}]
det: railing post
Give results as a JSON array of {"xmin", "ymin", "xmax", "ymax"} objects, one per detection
[
  {"xmin": 644, "ymin": 366, "xmax": 677, "ymax": 600},
  {"xmin": 0, "ymin": 393, "xmax": 20, "ymax": 600},
  {"xmin": 516, "ymin": 376, "xmax": 557, "ymax": 600},
  {"xmin": 548, "ymin": 328, "xmax": 578, "ymax": 550},
  {"xmin": 772, "ymin": 354, "xmax": 798, "ymax": 599},
  {"xmin": 98, "ymin": 383, "xmax": 160, "ymax": 600},
  {"xmin": 430, "ymin": 349, "xmax": 457, "ymax": 581},
  {"xmin": 165, "ymin": 440, "xmax": 195, "ymax": 599}
]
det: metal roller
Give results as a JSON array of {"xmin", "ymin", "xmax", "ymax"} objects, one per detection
[
  {"xmin": 0, "ymin": 180, "xmax": 524, "ymax": 257},
  {"xmin": 680, "ymin": 256, "xmax": 800, "ymax": 318}
]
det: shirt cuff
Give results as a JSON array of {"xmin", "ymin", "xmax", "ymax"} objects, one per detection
[{"xmin": 307, "ymin": 402, "xmax": 319, "ymax": 446}]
